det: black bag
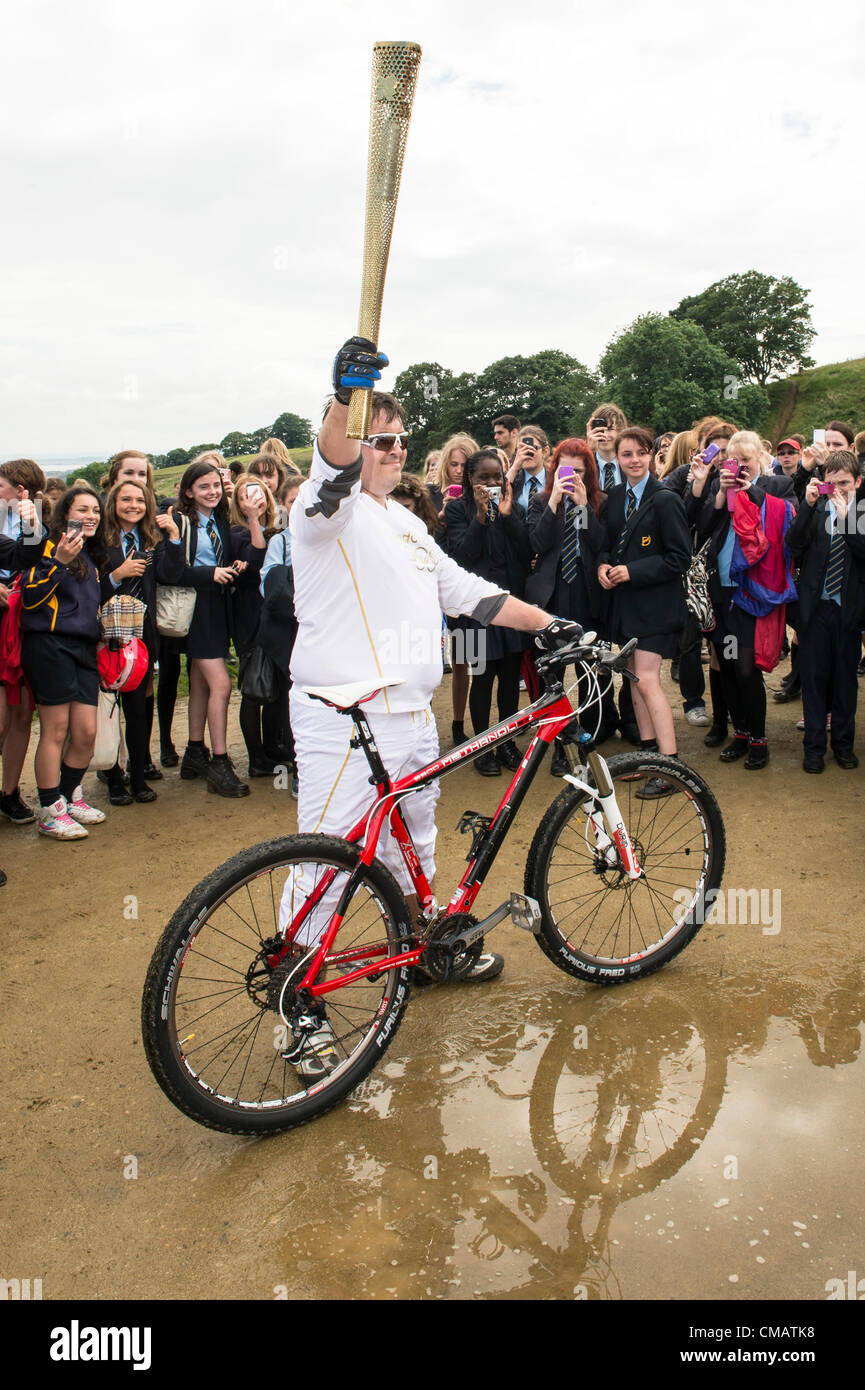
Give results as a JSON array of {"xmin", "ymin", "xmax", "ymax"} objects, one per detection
[{"xmin": 238, "ymin": 645, "xmax": 279, "ymax": 704}]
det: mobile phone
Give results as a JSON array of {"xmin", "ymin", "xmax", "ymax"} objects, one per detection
[
  {"xmin": 66, "ymin": 519, "xmax": 84, "ymax": 537},
  {"xmin": 521, "ymin": 438, "xmax": 536, "ymax": 450},
  {"xmin": 558, "ymin": 464, "xmax": 575, "ymax": 482},
  {"xmin": 812, "ymin": 429, "xmax": 826, "ymax": 446},
  {"xmin": 589, "ymin": 418, "xmax": 608, "ymax": 430},
  {"xmin": 703, "ymin": 442, "xmax": 722, "ymax": 466},
  {"xmin": 445, "ymin": 484, "xmax": 462, "ymax": 499},
  {"xmin": 246, "ymin": 484, "xmax": 263, "ymax": 504},
  {"xmin": 817, "ymin": 481, "xmax": 835, "ymax": 495}
]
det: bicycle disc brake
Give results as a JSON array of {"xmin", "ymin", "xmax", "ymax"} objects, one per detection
[{"xmin": 420, "ymin": 912, "xmax": 483, "ymax": 983}]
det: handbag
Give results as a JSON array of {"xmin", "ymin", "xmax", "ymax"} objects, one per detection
[
  {"xmin": 91, "ymin": 690, "xmax": 122, "ymax": 770},
  {"xmin": 100, "ymin": 591, "xmax": 146, "ymax": 643},
  {"xmin": 685, "ymin": 539, "xmax": 716, "ymax": 634},
  {"xmin": 155, "ymin": 514, "xmax": 197, "ymax": 638},
  {"xmin": 238, "ymin": 644, "xmax": 279, "ymax": 704}
]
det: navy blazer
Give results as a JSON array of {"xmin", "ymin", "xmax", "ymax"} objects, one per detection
[
  {"xmin": 597, "ymin": 474, "xmax": 691, "ymax": 637},
  {"xmin": 787, "ymin": 495, "xmax": 865, "ymax": 633},
  {"xmin": 526, "ymin": 492, "xmax": 608, "ymax": 625}
]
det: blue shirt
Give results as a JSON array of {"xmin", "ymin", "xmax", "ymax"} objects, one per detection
[
  {"xmin": 194, "ymin": 512, "xmax": 220, "ymax": 567},
  {"xmin": 625, "ymin": 472, "xmax": 651, "ymax": 509},
  {"xmin": 260, "ymin": 530, "xmax": 291, "ymax": 595}
]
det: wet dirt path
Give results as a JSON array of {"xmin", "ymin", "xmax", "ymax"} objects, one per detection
[{"xmin": 2, "ymin": 672, "xmax": 864, "ymax": 1301}]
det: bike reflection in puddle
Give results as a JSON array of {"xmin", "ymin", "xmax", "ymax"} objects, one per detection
[{"xmin": 271, "ymin": 964, "xmax": 864, "ymax": 1299}]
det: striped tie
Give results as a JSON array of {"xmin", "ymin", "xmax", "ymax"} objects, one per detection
[
  {"xmin": 603, "ymin": 462, "xmax": 616, "ymax": 493},
  {"xmin": 824, "ymin": 527, "xmax": 846, "ymax": 597},
  {"xmin": 527, "ymin": 476, "xmax": 539, "ymax": 507},
  {"xmin": 206, "ymin": 517, "xmax": 224, "ymax": 565},
  {"xmin": 123, "ymin": 532, "xmax": 136, "ymax": 557},
  {"xmin": 560, "ymin": 502, "xmax": 579, "ymax": 583},
  {"xmin": 625, "ymin": 488, "xmax": 637, "ymax": 520}
]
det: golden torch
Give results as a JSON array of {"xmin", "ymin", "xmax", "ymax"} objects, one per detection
[{"xmin": 346, "ymin": 40, "xmax": 422, "ymax": 441}]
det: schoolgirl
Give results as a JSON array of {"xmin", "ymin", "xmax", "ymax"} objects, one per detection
[
  {"xmin": 597, "ymin": 428, "xmax": 692, "ymax": 797},
  {"xmin": 526, "ymin": 438, "xmax": 615, "ymax": 769},
  {"xmin": 429, "ymin": 434, "xmax": 479, "ymax": 744},
  {"xmin": 443, "ymin": 447, "xmax": 532, "ymax": 775},
  {"xmin": 19, "ymin": 486, "xmax": 108, "ymax": 839},
  {"xmin": 228, "ymin": 476, "xmax": 275, "ymax": 774},
  {"xmin": 0, "ymin": 459, "xmax": 49, "ymax": 831},
  {"xmin": 101, "ymin": 481, "xmax": 185, "ymax": 802},
  {"xmin": 171, "ymin": 455, "xmax": 251, "ymax": 797}
]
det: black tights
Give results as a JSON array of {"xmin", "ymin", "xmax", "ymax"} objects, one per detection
[
  {"xmin": 715, "ymin": 641, "xmax": 766, "ymax": 740},
  {"xmin": 239, "ymin": 672, "xmax": 292, "ymax": 763},
  {"xmin": 469, "ymin": 651, "xmax": 523, "ymax": 736},
  {"xmin": 156, "ymin": 648, "xmax": 184, "ymax": 751}
]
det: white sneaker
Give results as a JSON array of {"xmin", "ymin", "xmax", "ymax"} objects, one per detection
[
  {"xmin": 685, "ymin": 705, "xmax": 711, "ymax": 726},
  {"xmin": 65, "ymin": 786, "xmax": 106, "ymax": 825},
  {"xmin": 283, "ymin": 1015, "xmax": 339, "ymax": 1082},
  {"xmin": 38, "ymin": 797, "xmax": 89, "ymax": 840}
]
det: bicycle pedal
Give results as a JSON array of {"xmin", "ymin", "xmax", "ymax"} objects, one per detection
[{"xmin": 509, "ymin": 892, "xmax": 542, "ymax": 934}]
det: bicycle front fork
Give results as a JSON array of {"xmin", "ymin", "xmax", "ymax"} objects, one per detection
[{"xmin": 565, "ymin": 750, "xmax": 643, "ymax": 881}]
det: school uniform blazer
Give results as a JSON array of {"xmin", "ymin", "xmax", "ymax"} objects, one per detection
[
  {"xmin": 229, "ymin": 525, "xmax": 267, "ymax": 654},
  {"xmin": 693, "ymin": 474, "xmax": 797, "ymax": 604},
  {"xmin": 525, "ymin": 492, "xmax": 607, "ymax": 624},
  {"xmin": 101, "ymin": 536, "xmax": 185, "ymax": 656},
  {"xmin": 786, "ymin": 496, "xmax": 865, "ymax": 633},
  {"xmin": 597, "ymin": 475, "xmax": 691, "ymax": 637}
]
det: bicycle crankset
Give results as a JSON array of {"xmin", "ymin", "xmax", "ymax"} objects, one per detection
[{"xmin": 417, "ymin": 912, "xmax": 484, "ymax": 983}]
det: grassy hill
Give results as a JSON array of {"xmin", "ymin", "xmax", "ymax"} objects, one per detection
[
  {"xmin": 765, "ymin": 357, "xmax": 865, "ymax": 442},
  {"xmin": 151, "ymin": 447, "xmax": 312, "ymax": 497}
]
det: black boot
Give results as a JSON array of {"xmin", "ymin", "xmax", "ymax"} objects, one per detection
[
  {"xmin": 180, "ymin": 742, "xmax": 211, "ymax": 780},
  {"xmin": 206, "ymin": 753, "xmax": 250, "ymax": 798}
]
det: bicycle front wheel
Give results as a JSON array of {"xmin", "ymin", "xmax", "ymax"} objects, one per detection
[
  {"xmin": 525, "ymin": 753, "xmax": 725, "ymax": 984},
  {"xmin": 142, "ymin": 835, "xmax": 413, "ymax": 1135}
]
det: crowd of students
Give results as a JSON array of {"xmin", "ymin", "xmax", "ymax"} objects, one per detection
[
  {"xmin": 413, "ymin": 409, "xmax": 865, "ymax": 784},
  {"xmin": 1, "ymin": 406, "xmax": 864, "ymax": 886},
  {"xmin": 0, "ymin": 441, "xmax": 302, "ymax": 880}
]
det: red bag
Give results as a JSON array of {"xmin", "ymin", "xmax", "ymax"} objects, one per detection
[
  {"xmin": 97, "ymin": 637, "xmax": 149, "ymax": 693},
  {"xmin": 0, "ymin": 579, "xmax": 24, "ymax": 688}
]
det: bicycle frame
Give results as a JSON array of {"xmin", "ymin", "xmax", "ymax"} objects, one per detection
[{"xmin": 271, "ymin": 668, "xmax": 643, "ymax": 1000}]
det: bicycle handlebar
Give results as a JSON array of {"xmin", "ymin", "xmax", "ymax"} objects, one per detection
[{"xmin": 535, "ymin": 633, "xmax": 639, "ymax": 678}]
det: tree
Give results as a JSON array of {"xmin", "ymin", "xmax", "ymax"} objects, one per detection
[
  {"xmin": 392, "ymin": 361, "xmax": 455, "ymax": 466},
  {"xmin": 164, "ymin": 448, "xmax": 189, "ymax": 470},
  {"xmin": 220, "ymin": 431, "xmax": 253, "ymax": 459},
  {"xmin": 671, "ymin": 271, "xmax": 815, "ymax": 386},
  {"xmin": 67, "ymin": 461, "xmax": 107, "ymax": 489},
  {"xmin": 599, "ymin": 313, "xmax": 768, "ymax": 432},
  {"xmin": 467, "ymin": 350, "xmax": 600, "ymax": 441},
  {"xmin": 268, "ymin": 412, "xmax": 312, "ymax": 448},
  {"xmin": 185, "ymin": 443, "xmax": 220, "ymax": 460}
]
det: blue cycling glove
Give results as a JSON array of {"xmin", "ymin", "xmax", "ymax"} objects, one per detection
[{"xmin": 332, "ymin": 336, "xmax": 390, "ymax": 405}]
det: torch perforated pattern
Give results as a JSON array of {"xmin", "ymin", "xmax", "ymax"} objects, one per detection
[{"xmin": 347, "ymin": 41, "xmax": 422, "ymax": 440}]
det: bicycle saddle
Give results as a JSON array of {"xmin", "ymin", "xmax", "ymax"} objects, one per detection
[{"xmin": 302, "ymin": 678, "xmax": 406, "ymax": 710}]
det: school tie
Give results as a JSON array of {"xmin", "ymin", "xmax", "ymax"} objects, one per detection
[
  {"xmin": 527, "ymin": 476, "xmax": 539, "ymax": 507},
  {"xmin": 603, "ymin": 461, "xmax": 616, "ymax": 493},
  {"xmin": 625, "ymin": 488, "xmax": 637, "ymax": 520},
  {"xmin": 560, "ymin": 502, "xmax": 580, "ymax": 584},
  {"xmin": 123, "ymin": 532, "xmax": 136, "ymax": 557},
  {"xmin": 206, "ymin": 517, "xmax": 224, "ymax": 565},
  {"xmin": 824, "ymin": 526, "xmax": 846, "ymax": 597}
]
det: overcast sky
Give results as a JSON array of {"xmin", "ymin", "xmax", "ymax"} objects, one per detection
[{"xmin": 1, "ymin": 0, "xmax": 863, "ymax": 459}]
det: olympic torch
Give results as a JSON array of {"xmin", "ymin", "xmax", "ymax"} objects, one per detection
[{"xmin": 345, "ymin": 41, "xmax": 422, "ymax": 441}]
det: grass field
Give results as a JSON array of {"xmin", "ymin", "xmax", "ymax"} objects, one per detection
[
  {"xmin": 765, "ymin": 356, "xmax": 865, "ymax": 442},
  {"xmin": 152, "ymin": 447, "xmax": 313, "ymax": 497}
]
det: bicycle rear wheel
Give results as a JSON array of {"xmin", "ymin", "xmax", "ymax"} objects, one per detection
[
  {"xmin": 142, "ymin": 835, "xmax": 413, "ymax": 1134},
  {"xmin": 525, "ymin": 753, "xmax": 725, "ymax": 984}
]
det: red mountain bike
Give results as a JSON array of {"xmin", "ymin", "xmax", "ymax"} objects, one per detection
[{"xmin": 142, "ymin": 630, "xmax": 725, "ymax": 1134}]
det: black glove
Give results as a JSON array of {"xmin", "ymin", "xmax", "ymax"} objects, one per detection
[
  {"xmin": 332, "ymin": 336, "xmax": 390, "ymax": 406},
  {"xmin": 535, "ymin": 618, "xmax": 585, "ymax": 652}
]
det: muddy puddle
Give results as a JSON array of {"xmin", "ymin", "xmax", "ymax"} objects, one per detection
[{"xmin": 2, "ymin": 680, "xmax": 864, "ymax": 1300}]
